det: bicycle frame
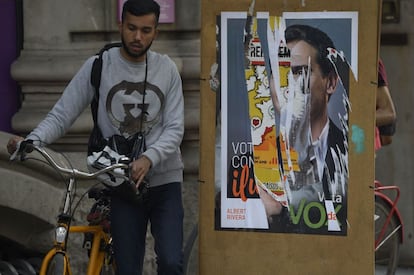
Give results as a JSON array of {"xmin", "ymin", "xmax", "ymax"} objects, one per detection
[
  {"xmin": 39, "ymin": 225, "xmax": 112, "ymax": 275},
  {"xmin": 11, "ymin": 142, "xmax": 127, "ymax": 275},
  {"xmin": 374, "ymin": 180, "xmax": 404, "ymax": 250}
]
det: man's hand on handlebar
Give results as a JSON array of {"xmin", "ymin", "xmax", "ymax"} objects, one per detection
[
  {"xmin": 130, "ymin": 156, "xmax": 152, "ymax": 188},
  {"xmin": 7, "ymin": 136, "xmax": 24, "ymax": 155},
  {"xmin": 8, "ymin": 138, "xmax": 35, "ymax": 161}
]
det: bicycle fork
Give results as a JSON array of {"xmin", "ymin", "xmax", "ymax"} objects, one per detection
[
  {"xmin": 39, "ymin": 248, "xmax": 72, "ymax": 275},
  {"xmin": 39, "ymin": 213, "xmax": 73, "ymax": 274}
]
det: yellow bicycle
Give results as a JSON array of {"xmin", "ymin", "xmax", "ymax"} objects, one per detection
[{"xmin": 11, "ymin": 141, "xmax": 130, "ymax": 275}]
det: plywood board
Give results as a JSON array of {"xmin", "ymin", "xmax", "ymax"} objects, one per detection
[{"xmin": 199, "ymin": 0, "xmax": 380, "ymax": 274}]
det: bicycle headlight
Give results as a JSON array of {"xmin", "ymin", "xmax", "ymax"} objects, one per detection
[{"xmin": 55, "ymin": 226, "xmax": 68, "ymax": 243}]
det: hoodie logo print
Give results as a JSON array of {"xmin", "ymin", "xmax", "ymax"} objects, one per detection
[{"xmin": 106, "ymin": 80, "xmax": 164, "ymax": 136}]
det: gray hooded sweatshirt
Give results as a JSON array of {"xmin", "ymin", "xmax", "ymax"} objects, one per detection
[{"xmin": 27, "ymin": 48, "xmax": 184, "ymax": 187}]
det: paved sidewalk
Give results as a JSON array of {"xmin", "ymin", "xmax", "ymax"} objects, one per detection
[{"xmin": 376, "ymin": 265, "xmax": 414, "ymax": 274}]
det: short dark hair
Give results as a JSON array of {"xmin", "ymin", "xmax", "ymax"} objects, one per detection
[
  {"xmin": 122, "ymin": 0, "xmax": 161, "ymax": 24},
  {"xmin": 285, "ymin": 24, "xmax": 335, "ymax": 77}
]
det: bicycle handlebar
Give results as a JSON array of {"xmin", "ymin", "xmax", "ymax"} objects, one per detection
[{"xmin": 10, "ymin": 140, "xmax": 129, "ymax": 180}]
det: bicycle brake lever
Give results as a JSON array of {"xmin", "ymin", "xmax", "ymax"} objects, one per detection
[
  {"xmin": 9, "ymin": 140, "xmax": 34, "ymax": 161},
  {"xmin": 9, "ymin": 141, "xmax": 22, "ymax": 161}
]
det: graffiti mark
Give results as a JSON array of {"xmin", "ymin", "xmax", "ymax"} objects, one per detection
[{"xmin": 351, "ymin": 125, "xmax": 365, "ymax": 153}]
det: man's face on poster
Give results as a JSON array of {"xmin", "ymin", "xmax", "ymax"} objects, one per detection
[{"xmin": 287, "ymin": 40, "xmax": 337, "ymax": 128}]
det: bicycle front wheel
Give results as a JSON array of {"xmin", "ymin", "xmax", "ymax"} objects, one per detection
[
  {"xmin": 375, "ymin": 197, "xmax": 400, "ymax": 275},
  {"xmin": 45, "ymin": 253, "xmax": 69, "ymax": 275}
]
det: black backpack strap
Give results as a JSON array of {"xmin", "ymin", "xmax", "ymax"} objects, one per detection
[
  {"xmin": 88, "ymin": 42, "xmax": 122, "ymax": 155},
  {"xmin": 90, "ymin": 42, "xmax": 122, "ymax": 124}
]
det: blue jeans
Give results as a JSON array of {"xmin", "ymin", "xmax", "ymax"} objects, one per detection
[{"xmin": 110, "ymin": 182, "xmax": 184, "ymax": 275}]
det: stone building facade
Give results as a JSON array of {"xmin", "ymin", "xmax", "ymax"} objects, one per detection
[{"xmin": 0, "ymin": 0, "xmax": 200, "ymax": 273}]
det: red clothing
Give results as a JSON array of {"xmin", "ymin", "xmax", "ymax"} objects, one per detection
[
  {"xmin": 375, "ymin": 59, "xmax": 389, "ymax": 151},
  {"xmin": 378, "ymin": 59, "xmax": 388, "ymax": 87}
]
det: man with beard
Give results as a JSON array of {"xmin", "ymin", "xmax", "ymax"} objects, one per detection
[{"xmin": 7, "ymin": 0, "xmax": 185, "ymax": 273}]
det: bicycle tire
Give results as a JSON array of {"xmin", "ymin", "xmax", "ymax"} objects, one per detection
[
  {"xmin": 375, "ymin": 197, "xmax": 400, "ymax": 275},
  {"xmin": 183, "ymin": 224, "xmax": 198, "ymax": 275},
  {"xmin": 45, "ymin": 253, "xmax": 68, "ymax": 275}
]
